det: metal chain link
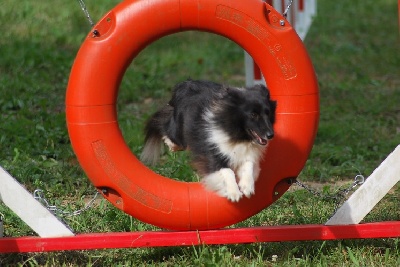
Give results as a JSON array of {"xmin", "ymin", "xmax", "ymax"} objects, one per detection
[
  {"xmin": 78, "ymin": 0, "xmax": 294, "ymax": 28},
  {"xmin": 33, "ymin": 189, "xmax": 101, "ymax": 217},
  {"xmin": 77, "ymin": 0, "xmax": 95, "ymax": 28},
  {"xmin": 0, "ymin": 212, "xmax": 4, "ymax": 237},
  {"xmin": 282, "ymin": 0, "xmax": 294, "ymax": 18},
  {"xmin": 293, "ymin": 175, "xmax": 365, "ymax": 213}
]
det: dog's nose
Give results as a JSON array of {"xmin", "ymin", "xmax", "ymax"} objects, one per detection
[{"xmin": 267, "ymin": 133, "xmax": 274, "ymax": 140}]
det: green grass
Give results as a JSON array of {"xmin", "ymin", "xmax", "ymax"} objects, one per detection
[{"xmin": 1, "ymin": 0, "xmax": 399, "ymax": 265}]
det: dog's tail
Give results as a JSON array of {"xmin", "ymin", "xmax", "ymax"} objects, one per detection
[{"xmin": 140, "ymin": 105, "xmax": 173, "ymax": 165}]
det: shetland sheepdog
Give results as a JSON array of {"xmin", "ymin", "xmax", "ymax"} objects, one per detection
[{"xmin": 141, "ymin": 79, "xmax": 276, "ymax": 202}]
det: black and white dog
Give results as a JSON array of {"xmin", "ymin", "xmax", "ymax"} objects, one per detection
[{"xmin": 141, "ymin": 79, "xmax": 276, "ymax": 202}]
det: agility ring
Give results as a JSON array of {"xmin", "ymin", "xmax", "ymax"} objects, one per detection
[{"xmin": 66, "ymin": 0, "xmax": 319, "ymax": 230}]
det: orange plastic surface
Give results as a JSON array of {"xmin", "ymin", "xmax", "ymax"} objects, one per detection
[{"xmin": 66, "ymin": 0, "xmax": 319, "ymax": 230}]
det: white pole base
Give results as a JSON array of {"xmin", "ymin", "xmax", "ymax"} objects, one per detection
[{"xmin": 326, "ymin": 145, "xmax": 400, "ymax": 225}]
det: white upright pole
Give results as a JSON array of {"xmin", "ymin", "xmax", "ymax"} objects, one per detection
[
  {"xmin": 0, "ymin": 166, "xmax": 74, "ymax": 237},
  {"xmin": 326, "ymin": 145, "xmax": 400, "ymax": 225}
]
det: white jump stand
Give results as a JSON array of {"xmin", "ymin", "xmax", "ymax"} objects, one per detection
[
  {"xmin": 326, "ymin": 145, "xmax": 400, "ymax": 225},
  {"xmin": 0, "ymin": 166, "xmax": 74, "ymax": 237}
]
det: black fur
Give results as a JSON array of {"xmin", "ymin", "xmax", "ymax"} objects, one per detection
[{"xmin": 141, "ymin": 79, "xmax": 277, "ymax": 178}]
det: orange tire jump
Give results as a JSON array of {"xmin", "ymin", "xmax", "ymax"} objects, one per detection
[{"xmin": 66, "ymin": 0, "xmax": 319, "ymax": 230}]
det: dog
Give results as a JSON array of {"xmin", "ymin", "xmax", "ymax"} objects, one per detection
[{"xmin": 141, "ymin": 79, "xmax": 276, "ymax": 202}]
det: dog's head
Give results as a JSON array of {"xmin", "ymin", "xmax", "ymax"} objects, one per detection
[{"xmin": 225, "ymin": 84, "xmax": 277, "ymax": 145}]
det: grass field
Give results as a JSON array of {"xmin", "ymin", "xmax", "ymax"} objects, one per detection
[{"xmin": 1, "ymin": 0, "xmax": 399, "ymax": 265}]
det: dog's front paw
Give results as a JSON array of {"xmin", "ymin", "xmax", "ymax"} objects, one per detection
[
  {"xmin": 202, "ymin": 168, "xmax": 243, "ymax": 202},
  {"xmin": 225, "ymin": 183, "xmax": 243, "ymax": 202},
  {"xmin": 237, "ymin": 161, "xmax": 256, "ymax": 198},
  {"xmin": 238, "ymin": 179, "xmax": 255, "ymax": 198},
  {"xmin": 218, "ymin": 168, "xmax": 243, "ymax": 202}
]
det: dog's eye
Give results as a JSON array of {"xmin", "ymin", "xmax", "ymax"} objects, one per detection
[{"xmin": 250, "ymin": 112, "xmax": 259, "ymax": 120}]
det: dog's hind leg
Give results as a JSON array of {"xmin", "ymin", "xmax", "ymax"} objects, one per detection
[
  {"xmin": 237, "ymin": 161, "xmax": 256, "ymax": 198},
  {"xmin": 201, "ymin": 168, "xmax": 243, "ymax": 202},
  {"xmin": 141, "ymin": 105, "xmax": 173, "ymax": 165},
  {"xmin": 162, "ymin": 136, "xmax": 184, "ymax": 152}
]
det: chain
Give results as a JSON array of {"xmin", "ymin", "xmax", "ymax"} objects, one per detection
[
  {"xmin": 282, "ymin": 0, "xmax": 294, "ymax": 19},
  {"xmin": 33, "ymin": 189, "xmax": 101, "ymax": 217},
  {"xmin": 0, "ymin": 212, "xmax": 3, "ymax": 237},
  {"xmin": 293, "ymin": 175, "xmax": 365, "ymax": 213},
  {"xmin": 77, "ymin": 0, "xmax": 95, "ymax": 28}
]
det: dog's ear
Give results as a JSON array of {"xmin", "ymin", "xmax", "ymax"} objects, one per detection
[
  {"xmin": 248, "ymin": 84, "xmax": 273, "ymax": 100},
  {"xmin": 225, "ymin": 86, "xmax": 244, "ymax": 104}
]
